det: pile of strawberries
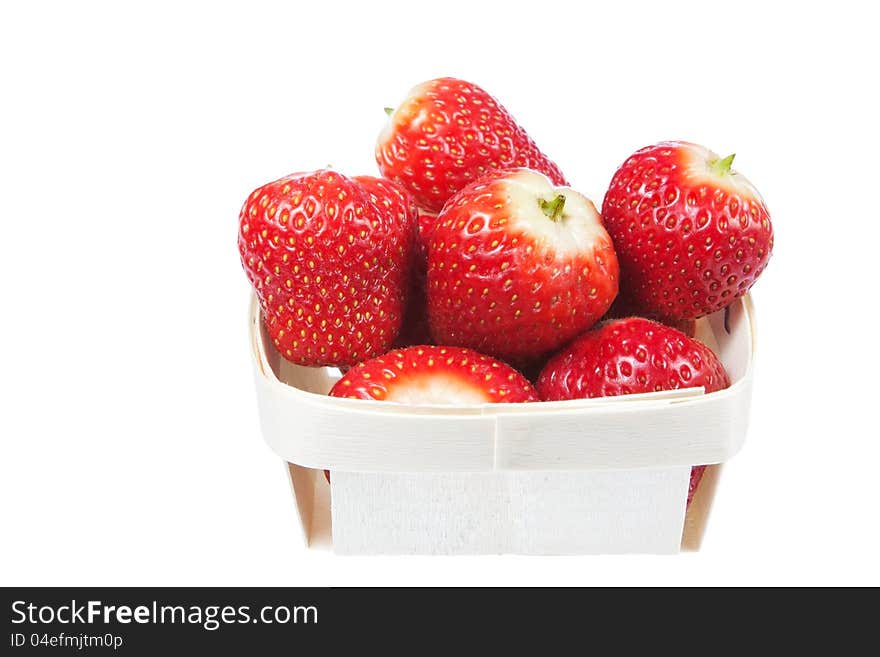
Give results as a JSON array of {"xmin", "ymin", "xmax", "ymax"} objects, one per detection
[{"xmin": 239, "ymin": 77, "xmax": 774, "ymax": 502}]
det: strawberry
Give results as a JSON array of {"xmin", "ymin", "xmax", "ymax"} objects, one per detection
[
  {"xmin": 376, "ymin": 77, "xmax": 568, "ymax": 213},
  {"xmin": 329, "ymin": 345, "xmax": 538, "ymax": 403},
  {"xmin": 238, "ymin": 169, "xmax": 416, "ymax": 367},
  {"xmin": 536, "ymin": 316, "xmax": 729, "ymax": 399},
  {"xmin": 536, "ymin": 317, "xmax": 730, "ymax": 506},
  {"xmin": 601, "ymin": 141, "xmax": 773, "ymax": 320},
  {"xmin": 427, "ymin": 168, "xmax": 619, "ymax": 364}
]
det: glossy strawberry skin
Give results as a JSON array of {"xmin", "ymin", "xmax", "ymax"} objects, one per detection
[
  {"xmin": 238, "ymin": 169, "xmax": 416, "ymax": 367},
  {"xmin": 602, "ymin": 141, "xmax": 773, "ymax": 320},
  {"xmin": 536, "ymin": 317, "xmax": 730, "ymax": 400},
  {"xmin": 329, "ymin": 345, "xmax": 538, "ymax": 403},
  {"xmin": 376, "ymin": 77, "xmax": 568, "ymax": 213},
  {"xmin": 354, "ymin": 174, "xmax": 419, "ymax": 226},
  {"xmin": 427, "ymin": 168, "xmax": 619, "ymax": 364}
]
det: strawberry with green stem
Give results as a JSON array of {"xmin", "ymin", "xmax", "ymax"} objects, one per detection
[
  {"xmin": 427, "ymin": 168, "xmax": 619, "ymax": 364},
  {"xmin": 377, "ymin": 77, "xmax": 568, "ymax": 213},
  {"xmin": 602, "ymin": 141, "xmax": 773, "ymax": 321}
]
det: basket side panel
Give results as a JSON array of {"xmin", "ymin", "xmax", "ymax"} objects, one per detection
[{"xmin": 329, "ymin": 468, "xmax": 690, "ymax": 555}]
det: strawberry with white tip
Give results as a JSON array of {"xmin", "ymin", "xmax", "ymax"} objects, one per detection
[
  {"xmin": 427, "ymin": 168, "xmax": 619, "ymax": 364},
  {"xmin": 377, "ymin": 77, "xmax": 568, "ymax": 213},
  {"xmin": 602, "ymin": 141, "xmax": 773, "ymax": 320},
  {"xmin": 329, "ymin": 345, "xmax": 538, "ymax": 404}
]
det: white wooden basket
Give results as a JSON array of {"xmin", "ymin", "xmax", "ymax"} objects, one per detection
[{"xmin": 249, "ymin": 295, "xmax": 756, "ymax": 554}]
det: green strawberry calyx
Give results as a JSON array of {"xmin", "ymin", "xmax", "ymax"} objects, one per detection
[
  {"xmin": 711, "ymin": 153, "xmax": 736, "ymax": 176},
  {"xmin": 384, "ymin": 107, "xmax": 394, "ymax": 116},
  {"xmin": 539, "ymin": 194, "xmax": 566, "ymax": 222}
]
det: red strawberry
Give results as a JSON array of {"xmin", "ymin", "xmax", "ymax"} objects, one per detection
[
  {"xmin": 537, "ymin": 316, "xmax": 729, "ymax": 399},
  {"xmin": 536, "ymin": 317, "xmax": 730, "ymax": 506},
  {"xmin": 376, "ymin": 77, "xmax": 568, "ymax": 213},
  {"xmin": 427, "ymin": 168, "xmax": 619, "ymax": 364},
  {"xmin": 329, "ymin": 345, "xmax": 538, "ymax": 403},
  {"xmin": 238, "ymin": 169, "xmax": 416, "ymax": 367},
  {"xmin": 602, "ymin": 141, "xmax": 773, "ymax": 320}
]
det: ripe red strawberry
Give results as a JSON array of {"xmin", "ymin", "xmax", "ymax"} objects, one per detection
[
  {"xmin": 427, "ymin": 168, "xmax": 619, "ymax": 364},
  {"xmin": 329, "ymin": 345, "xmax": 538, "ymax": 403},
  {"xmin": 536, "ymin": 317, "xmax": 730, "ymax": 506},
  {"xmin": 537, "ymin": 316, "xmax": 729, "ymax": 399},
  {"xmin": 238, "ymin": 169, "xmax": 416, "ymax": 367},
  {"xmin": 376, "ymin": 77, "xmax": 568, "ymax": 213},
  {"xmin": 602, "ymin": 141, "xmax": 773, "ymax": 320}
]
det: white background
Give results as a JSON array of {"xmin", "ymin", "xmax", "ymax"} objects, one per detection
[{"xmin": 2, "ymin": 1, "xmax": 878, "ymax": 586}]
